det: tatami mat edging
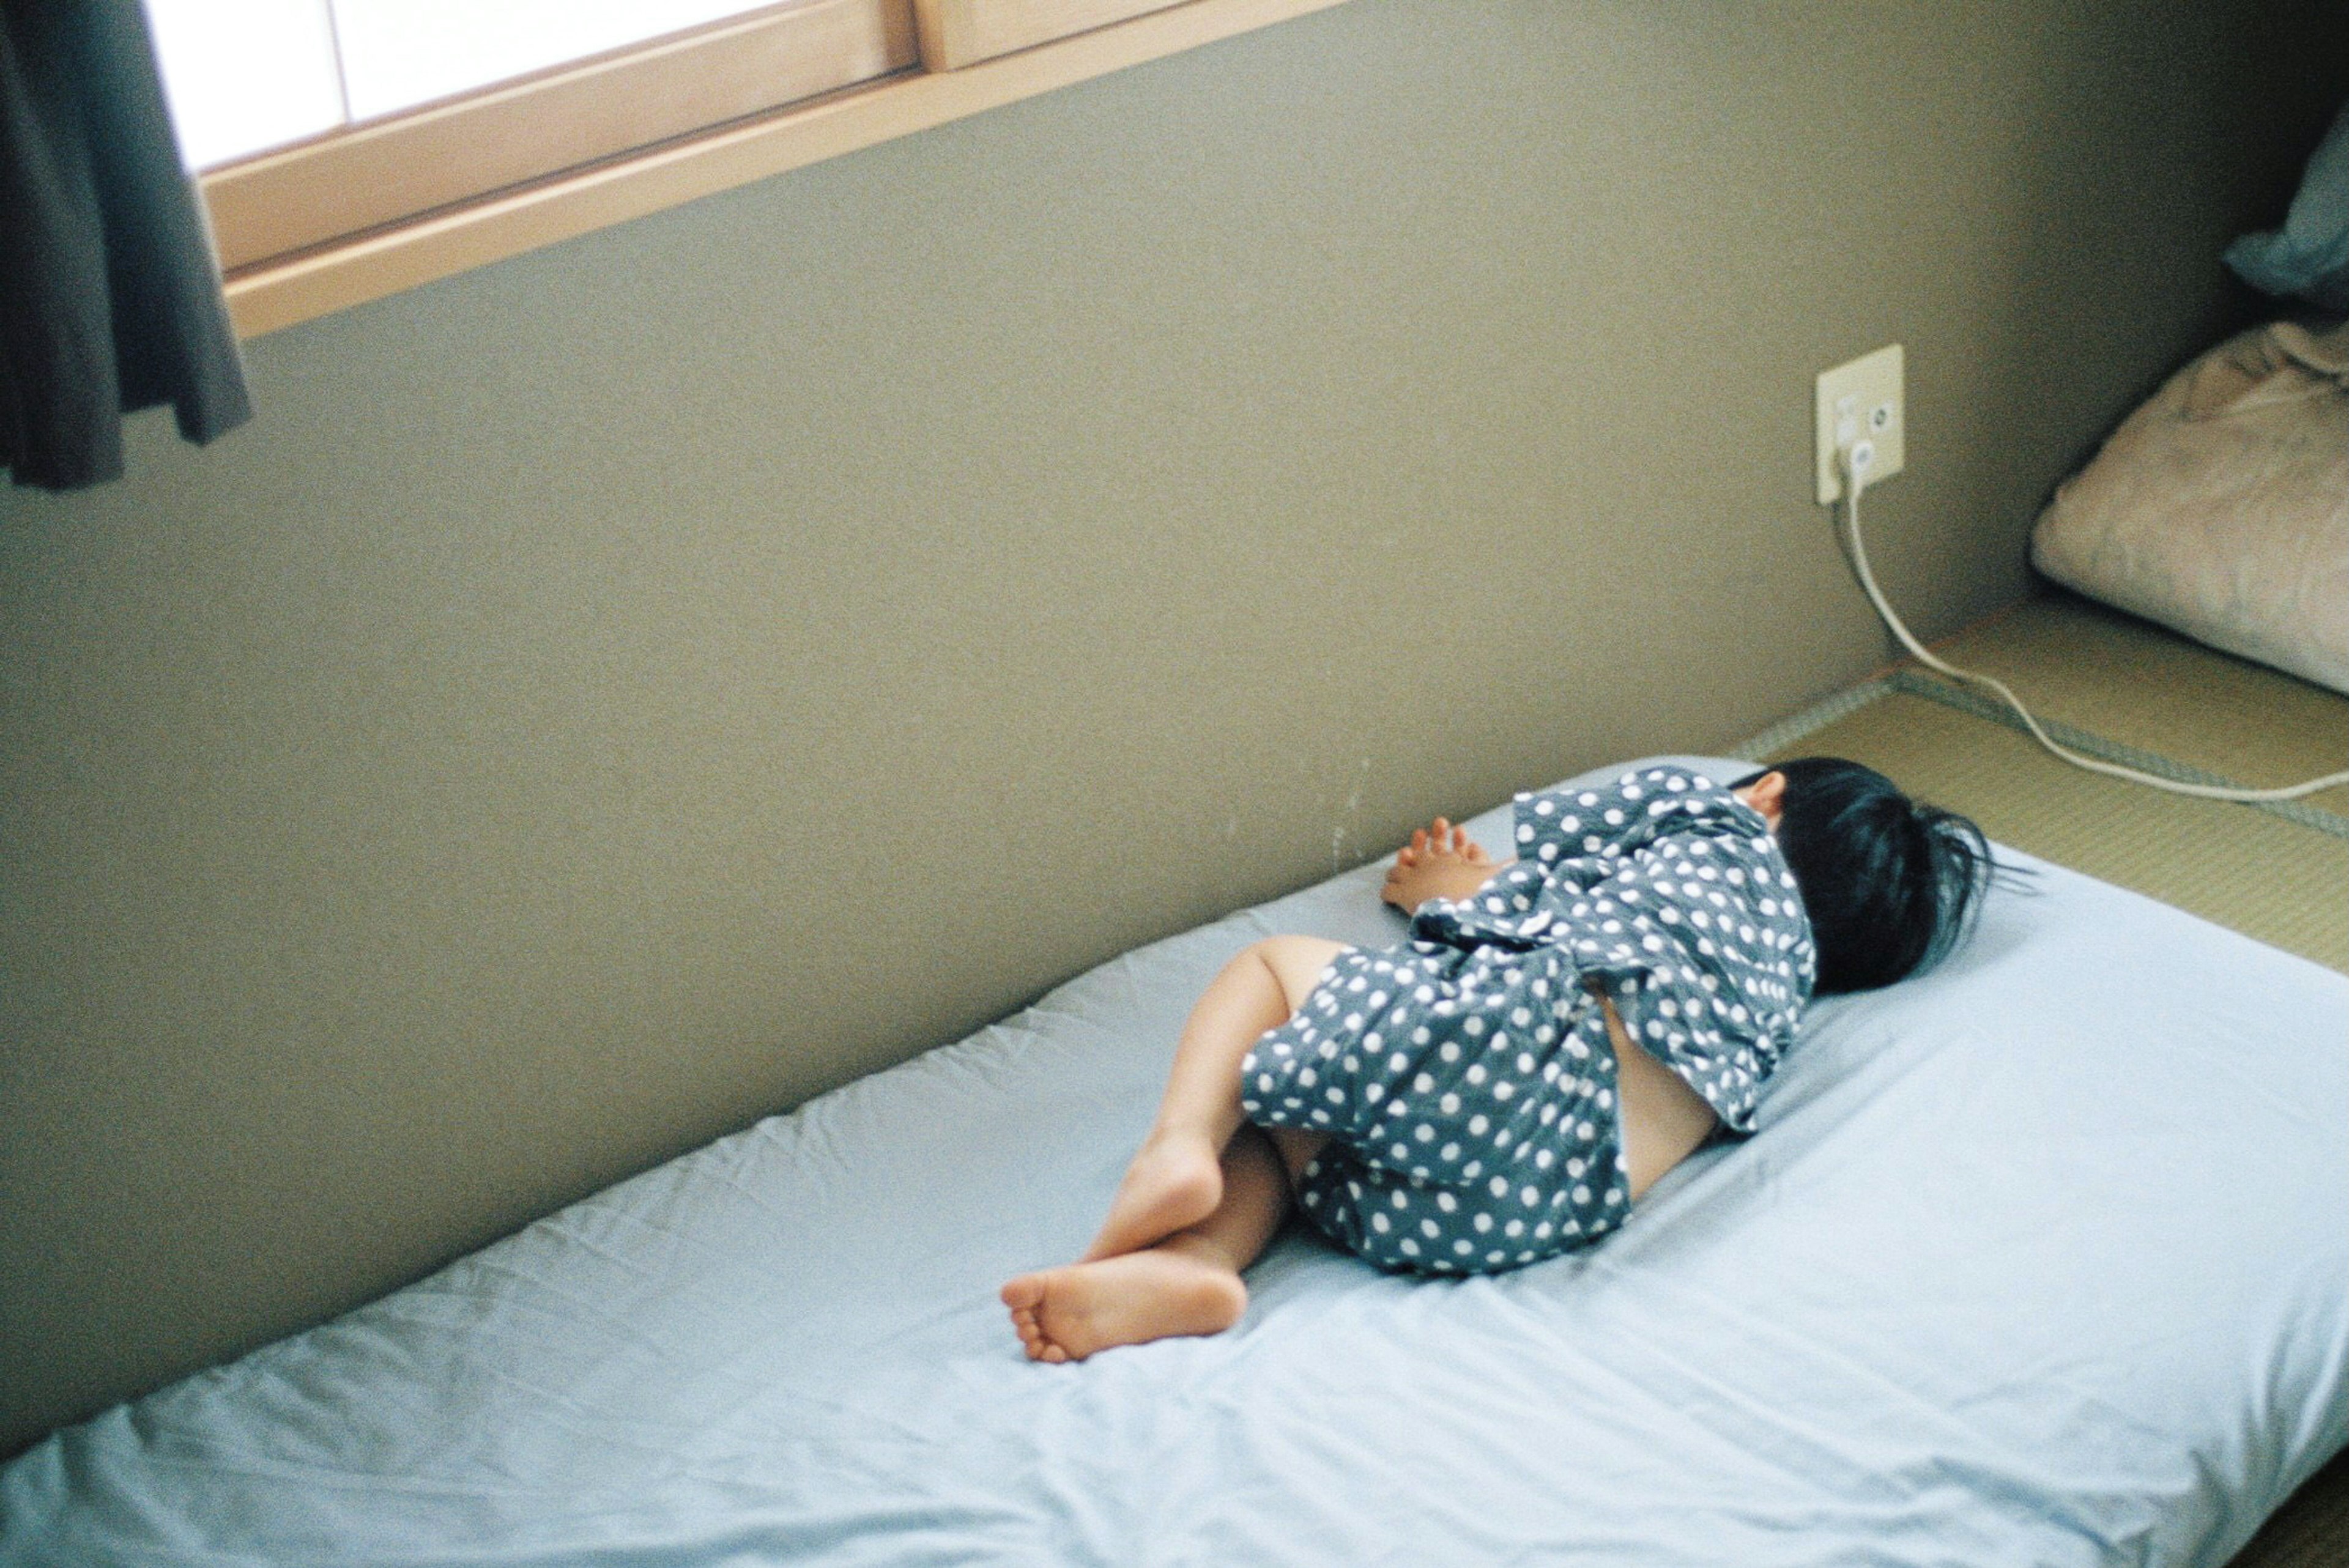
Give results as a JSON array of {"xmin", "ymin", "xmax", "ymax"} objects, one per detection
[
  {"xmin": 1726, "ymin": 678, "xmax": 1899, "ymax": 767},
  {"xmin": 1729, "ymin": 670, "xmax": 2349, "ymax": 843}
]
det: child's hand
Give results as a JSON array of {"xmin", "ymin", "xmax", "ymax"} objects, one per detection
[{"xmin": 1382, "ymin": 818, "xmax": 1503, "ymax": 912}]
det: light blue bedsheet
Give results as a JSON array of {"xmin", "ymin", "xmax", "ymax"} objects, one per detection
[{"xmin": 4, "ymin": 757, "xmax": 2343, "ymax": 1567}]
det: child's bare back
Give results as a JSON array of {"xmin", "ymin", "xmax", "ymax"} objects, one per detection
[{"xmin": 1386, "ymin": 815, "xmax": 1721, "ymax": 1197}]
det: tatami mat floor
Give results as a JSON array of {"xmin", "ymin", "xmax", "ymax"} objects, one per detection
[
  {"xmin": 1737, "ymin": 592, "xmax": 2348, "ymax": 974},
  {"xmin": 1925, "ymin": 594, "xmax": 2348, "ymax": 817},
  {"xmin": 1731, "ymin": 588, "xmax": 2348, "ymax": 1566}
]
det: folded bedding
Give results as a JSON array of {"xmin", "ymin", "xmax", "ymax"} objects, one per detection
[
  {"xmin": 2030, "ymin": 317, "xmax": 2349, "ymax": 694},
  {"xmin": 2, "ymin": 755, "xmax": 2342, "ymax": 1567}
]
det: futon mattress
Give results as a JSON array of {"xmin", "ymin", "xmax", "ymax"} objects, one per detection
[{"xmin": 2, "ymin": 758, "xmax": 2342, "ymax": 1566}]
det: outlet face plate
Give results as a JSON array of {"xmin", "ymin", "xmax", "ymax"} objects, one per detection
[{"xmin": 1814, "ymin": 343, "xmax": 1904, "ymax": 503}]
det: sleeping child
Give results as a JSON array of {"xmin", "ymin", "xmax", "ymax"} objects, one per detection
[{"xmin": 1002, "ymin": 758, "xmax": 1992, "ymax": 1363}]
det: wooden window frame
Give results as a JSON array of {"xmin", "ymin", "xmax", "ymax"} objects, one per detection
[
  {"xmin": 916, "ymin": 0, "xmax": 1186, "ymax": 70},
  {"xmin": 204, "ymin": 0, "xmax": 1353, "ymax": 340},
  {"xmin": 203, "ymin": 0, "xmax": 921, "ymax": 275}
]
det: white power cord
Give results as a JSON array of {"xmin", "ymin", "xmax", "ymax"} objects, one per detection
[{"xmin": 1835, "ymin": 440, "xmax": 2349, "ymax": 804}]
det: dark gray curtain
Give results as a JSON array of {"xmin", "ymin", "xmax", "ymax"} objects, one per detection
[{"xmin": 2, "ymin": 0, "xmax": 251, "ymax": 491}]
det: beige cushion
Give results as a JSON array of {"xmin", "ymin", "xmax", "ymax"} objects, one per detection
[{"xmin": 2031, "ymin": 319, "xmax": 2349, "ymax": 693}]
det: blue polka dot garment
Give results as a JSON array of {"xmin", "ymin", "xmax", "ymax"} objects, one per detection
[{"xmin": 1241, "ymin": 767, "xmax": 1816, "ymax": 1274}]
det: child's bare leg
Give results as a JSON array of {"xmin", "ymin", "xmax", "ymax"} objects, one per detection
[
  {"xmin": 1081, "ymin": 935, "xmax": 1345, "ymax": 1262},
  {"xmin": 1004, "ymin": 1123, "xmax": 1319, "ymax": 1362}
]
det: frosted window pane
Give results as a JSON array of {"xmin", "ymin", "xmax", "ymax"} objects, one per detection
[
  {"xmin": 330, "ymin": 0, "xmax": 779, "ymax": 122},
  {"xmin": 142, "ymin": 0, "xmax": 345, "ymax": 170}
]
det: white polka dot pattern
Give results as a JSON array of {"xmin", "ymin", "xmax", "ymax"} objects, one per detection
[
  {"xmin": 1413, "ymin": 768, "xmax": 1815, "ymax": 1133},
  {"xmin": 1239, "ymin": 769, "xmax": 1816, "ymax": 1276}
]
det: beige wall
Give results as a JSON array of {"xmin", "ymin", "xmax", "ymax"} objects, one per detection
[{"xmin": 2, "ymin": 1, "xmax": 2337, "ymax": 1456}]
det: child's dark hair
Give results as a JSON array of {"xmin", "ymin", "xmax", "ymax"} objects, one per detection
[{"xmin": 1733, "ymin": 757, "xmax": 1994, "ymax": 994}]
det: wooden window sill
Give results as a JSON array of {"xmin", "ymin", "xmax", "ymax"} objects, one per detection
[{"xmin": 218, "ymin": 0, "xmax": 1352, "ymax": 340}]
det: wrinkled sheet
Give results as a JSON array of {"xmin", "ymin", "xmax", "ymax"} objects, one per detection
[{"xmin": 4, "ymin": 756, "xmax": 2343, "ymax": 1567}]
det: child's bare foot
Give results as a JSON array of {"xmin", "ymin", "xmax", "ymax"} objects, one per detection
[
  {"xmin": 1081, "ymin": 1129, "xmax": 1223, "ymax": 1262},
  {"xmin": 1001, "ymin": 1248, "xmax": 1247, "ymax": 1363},
  {"xmin": 1381, "ymin": 816, "xmax": 1505, "ymax": 912}
]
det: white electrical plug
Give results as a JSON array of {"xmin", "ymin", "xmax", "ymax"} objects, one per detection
[{"xmin": 1814, "ymin": 345, "xmax": 1904, "ymax": 503}]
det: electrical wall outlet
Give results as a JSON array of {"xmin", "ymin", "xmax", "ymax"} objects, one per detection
[{"xmin": 1814, "ymin": 343, "xmax": 1904, "ymax": 503}]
